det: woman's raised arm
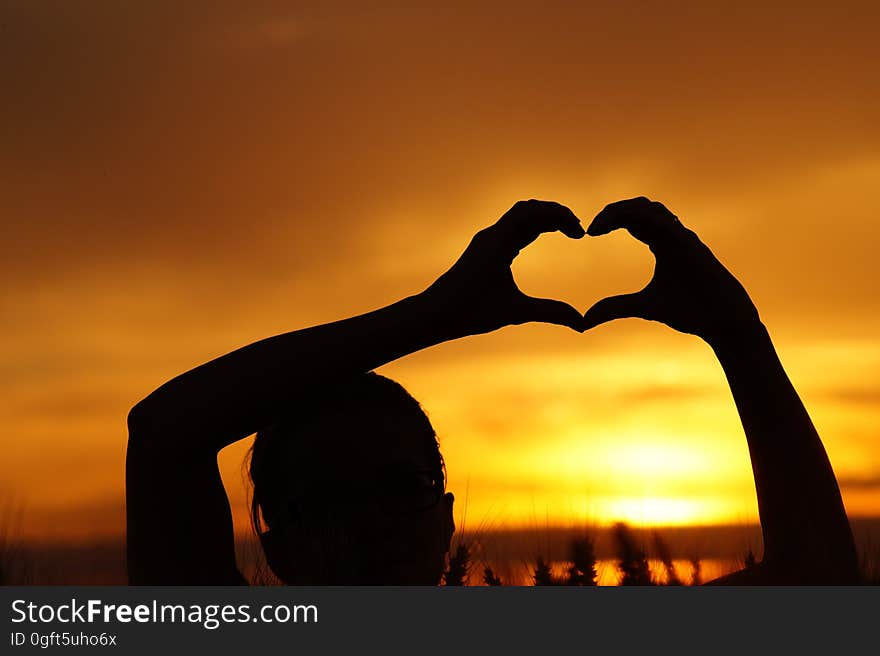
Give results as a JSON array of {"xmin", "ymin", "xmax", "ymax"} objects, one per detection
[
  {"xmin": 583, "ymin": 197, "xmax": 859, "ymax": 584},
  {"xmin": 126, "ymin": 200, "xmax": 587, "ymax": 584}
]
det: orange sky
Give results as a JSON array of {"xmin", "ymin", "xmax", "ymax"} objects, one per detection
[{"xmin": 2, "ymin": 1, "xmax": 879, "ymax": 541}]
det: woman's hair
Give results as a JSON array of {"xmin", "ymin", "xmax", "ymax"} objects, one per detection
[{"xmin": 247, "ymin": 371, "xmax": 445, "ymax": 582}]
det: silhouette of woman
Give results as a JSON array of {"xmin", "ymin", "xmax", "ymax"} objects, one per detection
[{"xmin": 126, "ymin": 198, "xmax": 859, "ymax": 585}]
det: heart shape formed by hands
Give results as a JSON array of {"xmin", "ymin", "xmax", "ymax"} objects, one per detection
[{"xmin": 423, "ymin": 197, "xmax": 760, "ymax": 347}]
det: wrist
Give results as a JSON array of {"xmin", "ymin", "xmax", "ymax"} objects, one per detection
[
  {"xmin": 400, "ymin": 291, "xmax": 471, "ymax": 344},
  {"xmin": 707, "ymin": 319, "xmax": 772, "ymax": 361}
]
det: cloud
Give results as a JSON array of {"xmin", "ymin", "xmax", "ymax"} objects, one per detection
[
  {"xmin": 228, "ymin": 17, "xmax": 310, "ymax": 49},
  {"xmin": 618, "ymin": 384, "xmax": 713, "ymax": 405},
  {"xmin": 839, "ymin": 475, "xmax": 880, "ymax": 492},
  {"xmin": 826, "ymin": 388, "xmax": 880, "ymax": 406}
]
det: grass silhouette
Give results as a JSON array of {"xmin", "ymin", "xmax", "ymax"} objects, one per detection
[
  {"xmin": 0, "ymin": 498, "xmax": 30, "ymax": 585},
  {"xmin": 3, "ymin": 517, "xmax": 880, "ymax": 585},
  {"xmin": 613, "ymin": 522, "xmax": 654, "ymax": 586}
]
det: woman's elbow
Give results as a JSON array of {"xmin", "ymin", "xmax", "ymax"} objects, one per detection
[{"xmin": 127, "ymin": 396, "xmax": 165, "ymax": 446}]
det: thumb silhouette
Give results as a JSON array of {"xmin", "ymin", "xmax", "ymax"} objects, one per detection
[
  {"xmin": 519, "ymin": 295, "xmax": 585, "ymax": 332},
  {"xmin": 583, "ymin": 291, "xmax": 651, "ymax": 330}
]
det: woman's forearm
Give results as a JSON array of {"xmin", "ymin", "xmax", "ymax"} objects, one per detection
[
  {"xmin": 710, "ymin": 323, "xmax": 859, "ymax": 582},
  {"xmin": 128, "ymin": 292, "xmax": 457, "ymax": 453}
]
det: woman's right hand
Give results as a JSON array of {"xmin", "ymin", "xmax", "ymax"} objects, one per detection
[
  {"xmin": 418, "ymin": 199, "xmax": 587, "ymax": 337},
  {"xmin": 582, "ymin": 197, "xmax": 762, "ymax": 346}
]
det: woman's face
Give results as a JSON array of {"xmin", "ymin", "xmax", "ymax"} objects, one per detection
[{"xmin": 268, "ymin": 412, "xmax": 455, "ymax": 585}]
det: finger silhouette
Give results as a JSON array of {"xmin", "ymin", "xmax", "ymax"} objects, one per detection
[
  {"xmin": 493, "ymin": 199, "xmax": 585, "ymax": 261},
  {"xmin": 518, "ymin": 295, "xmax": 586, "ymax": 332},
  {"xmin": 587, "ymin": 196, "xmax": 684, "ymax": 252},
  {"xmin": 583, "ymin": 291, "xmax": 651, "ymax": 330}
]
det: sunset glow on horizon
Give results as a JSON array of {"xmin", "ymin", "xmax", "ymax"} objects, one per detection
[{"xmin": 2, "ymin": 2, "xmax": 879, "ymax": 543}]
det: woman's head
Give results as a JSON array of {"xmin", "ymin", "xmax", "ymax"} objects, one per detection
[{"xmin": 249, "ymin": 372, "xmax": 454, "ymax": 584}]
